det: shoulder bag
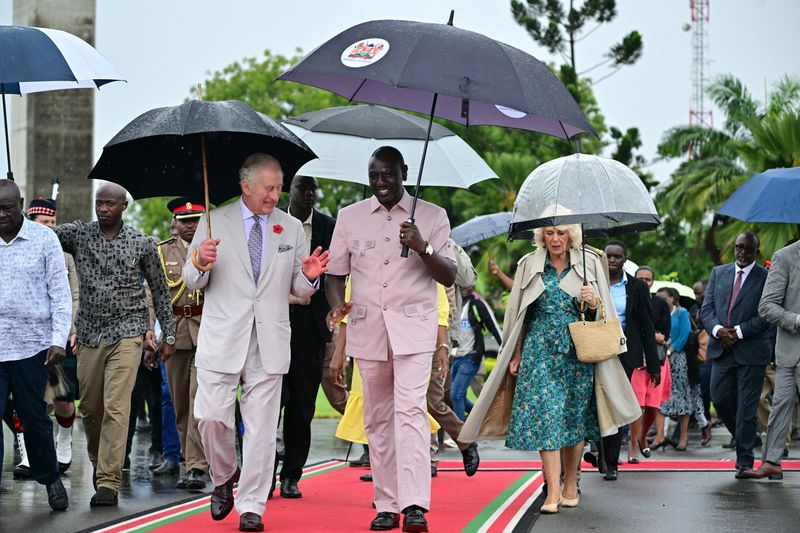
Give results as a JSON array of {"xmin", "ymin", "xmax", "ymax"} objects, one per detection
[{"xmin": 569, "ymin": 297, "xmax": 624, "ymax": 363}]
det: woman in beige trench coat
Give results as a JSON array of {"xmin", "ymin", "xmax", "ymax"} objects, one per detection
[{"xmin": 459, "ymin": 226, "xmax": 640, "ymax": 513}]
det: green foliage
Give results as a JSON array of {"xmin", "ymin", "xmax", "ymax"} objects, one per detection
[
  {"xmin": 125, "ymin": 197, "xmax": 173, "ymax": 239},
  {"xmin": 657, "ymin": 74, "xmax": 800, "ymax": 265}
]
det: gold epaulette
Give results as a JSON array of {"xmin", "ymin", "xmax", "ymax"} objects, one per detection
[{"xmin": 158, "ymin": 237, "xmax": 177, "ymax": 247}]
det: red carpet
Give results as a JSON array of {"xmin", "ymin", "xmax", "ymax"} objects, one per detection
[{"xmin": 95, "ymin": 459, "xmax": 800, "ymax": 533}]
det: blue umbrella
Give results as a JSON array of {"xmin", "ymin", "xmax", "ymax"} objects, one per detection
[
  {"xmin": 451, "ymin": 212, "xmax": 512, "ymax": 247},
  {"xmin": 0, "ymin": 25, "xmax": 124, "ymax": 180},
  {"xmin": 717, "ymin": 167, "xmax": 800, "ymax": 223}
]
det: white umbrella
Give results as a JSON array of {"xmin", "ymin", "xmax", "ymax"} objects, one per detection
[{"xmin": 283, "ymin": 105, "xmax": 497, "ymax": 188}]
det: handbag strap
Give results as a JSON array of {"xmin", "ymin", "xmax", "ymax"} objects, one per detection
[{"xmin": 579, "ymin": 297, "xmax": 606, "ymax": 322}]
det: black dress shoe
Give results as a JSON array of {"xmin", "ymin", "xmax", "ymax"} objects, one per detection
[
  {"xmin": 148, "ymin": 450, "xmax": 164, "ymax": 470},
  {"xmin": 210, "ymin": 468, "xmax": 240, "ymax": 521},
  {"xmin": 722, "ymin": 437, "xmax": 736, "ymax": 449},
  {"xmin": 735, "ymin": 466, "xmax": 750, "ymax": 479},
  {"xmin": 350, "ymin": 450, "xmax": 371, "ymax": 467},
  {"xmin": 603, "ymin": 469, "xmax": 618, "ymax": 481},
  {"xmin": 176, "ymin": 474, "xmax": 188, "ymax": 489},
  {"xmin": 361, "ymin": 472, "xmax": 373, "ymax": 482},
  {"xmin": 152, "ymin": 459, "xmax": 180, "ymax": 476},
  {"xmin": 239, "ymin": 512, "xmax": 264, "ymax": 532},
  {"xmin": 12, "ymin": 464, "xmax": 32, "ymax": 479},
  {"xmin": 280, "ymin": 478, "xmax": 302, "ymax": 498},
  {"xmin": 430, "ymin": 464, "xmax": 438, "ymax": 478},
  {"xmin": 90, "ymin": 486, "xmax": 118, "ymax": 507},
  {"xmin": 461, "ymin": 442, "xmax": 480, "ymax": 477},
  {"xmin": 370, "ymin": 512, "xmax": 400, "ymax": 531},
  {"xmin": 402, "ymin": 506, "xmax": 428, "ymax": 533},
  {"xmin": 583, "ymin": 451, "xmax": 607, "ymax": 473},
  {"xmin": 46, "ymin": 478, "xmax": 69, "ymax": 511},
  {"xmin": 185, "ymin": 469, "xmax": 207, "ymax": 490}
]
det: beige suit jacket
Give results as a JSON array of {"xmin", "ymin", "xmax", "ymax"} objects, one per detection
[{"xmin": 183, "ymin": 202, "xmax": 316, "ymax": 374}]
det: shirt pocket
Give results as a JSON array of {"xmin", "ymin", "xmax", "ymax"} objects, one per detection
[
  {"xmin": 350, "ymin": 239, "xmax": 376, "ymax": 269},
  {"xmin": 349, "ymin": 305, "xmax": 367, "ymax": 327},
  {"xmin": 403, "ymin": 301, "xmax": 437, "ymax": 342}
]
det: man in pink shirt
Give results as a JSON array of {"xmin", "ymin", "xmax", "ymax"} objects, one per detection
[{"xmin": 326, "ymin": 146, "xmax": 456, "ymax": 532}]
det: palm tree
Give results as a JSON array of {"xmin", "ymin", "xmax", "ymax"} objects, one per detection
[{"xmin": 657, "ymin": 74, "xmax": 800, "ymax": 264}]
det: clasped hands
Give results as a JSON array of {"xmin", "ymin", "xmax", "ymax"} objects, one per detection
[
  {"xmin": 197, "ymin": 238, "xmax": 330, "ymax": 281},
  {"xmin": 717, "ymin": 327, "xmax": 739, "ymax": 351}
]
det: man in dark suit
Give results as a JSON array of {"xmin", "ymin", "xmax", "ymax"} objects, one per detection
[
  {"xmin": 701, "ymin": 232, "xmax": 771, "ymax": 479},
  {"xmin": 589, "ymin": 241, "xmax": 660, "ymax": 480},
  {"xmin": 278, "ymin": 175, "xmax": 336, "ymax": 498}
]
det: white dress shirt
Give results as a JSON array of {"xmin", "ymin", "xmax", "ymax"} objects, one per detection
[
  {"xmin": 0, "ymin": 218, "xmax": 72, "ymax": 361},
  {"xmin": 713, "ymin": 261, "xmax": 756, "ymax": 340}
]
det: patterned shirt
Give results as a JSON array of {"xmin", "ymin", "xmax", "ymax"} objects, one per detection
[
  {"xmin": 0, "ymin": 218, "xmax": 72, "ymax": 361},
  {"xmin": 55, "ymin": 220, "xmax": 175, "ymax": 348}
]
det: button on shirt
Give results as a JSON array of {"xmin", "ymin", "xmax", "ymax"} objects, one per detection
[
  {"xmin": 1, "ymin": 218, "xmax": 72, "ymax": 361},
  {"xmin": 55, "ymin": 220, "xmax": 175, "ymax": 348},
  {"xmin": 712, "ymin": 261, "xmax": 756, "ymax": 340},
  {"xmin": 610, "ymin": 274, "xmax": 627, "ymax": 331}
]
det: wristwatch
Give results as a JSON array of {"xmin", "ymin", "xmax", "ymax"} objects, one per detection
[
  {"xmin": 435, "ymin": 343, "xmax": 449, "ymax": 352},
  {"xmin": 165, "ymin": 335, "xmax": 176, "ymax": 346},
  {"xmin": 420, "ymin": 241, "xmax": 434, "ymax": 257}
]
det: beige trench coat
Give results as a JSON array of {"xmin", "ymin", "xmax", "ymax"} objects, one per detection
[{"xmin": 459, "ymin": 246, "xmax": 641, "ymax": 443}]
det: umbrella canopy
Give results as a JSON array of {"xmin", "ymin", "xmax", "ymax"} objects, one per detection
[
  {"xmin": 0, "ymin": 25, "xmax": 124, "ymax": 94},
  {"xmin": 717, "ymin": 167, "xmax": 800, "ymax": 223},
  {"xmin": 0, "ymin": 24, "xmax": 124, "ymax": 180},
  {"xmin": 283, "ymin": 105, "xmax": 497, "ymax": 188},
  {"xmin": 451, "ymin": 212, "xmax": 512, "ymax": 247},
  {"xmin": 88, "ymin": 99, "xmax": 316, "ymax": 205},
  {"xmin": 651, "ymin": 280, "xmax": 697, "ymax": 309},
  {"xmin": 278, "ymin": 18, "xmax": 593, "ymax": 139},
  {"xmin": 509, "ymin": 153, "xmax": 661, "ymax": 240}
]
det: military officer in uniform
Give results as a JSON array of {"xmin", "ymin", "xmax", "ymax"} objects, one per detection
[{"xmin": 157, "ymin": 198, "xmax": 209, "ymax": 489}]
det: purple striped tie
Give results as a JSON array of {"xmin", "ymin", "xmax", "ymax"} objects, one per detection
[{"xmin": 726, "ymin": 270, "xmax": 743, "ymax": 326}]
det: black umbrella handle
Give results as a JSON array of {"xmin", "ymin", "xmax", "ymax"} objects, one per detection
[
  {"xmin": 1, "ymin": 89, "xmax": 13, "ymax": 181},
  {"xmin": 401, "ymin": 93, "xmax": 438, "ymax": 258}
]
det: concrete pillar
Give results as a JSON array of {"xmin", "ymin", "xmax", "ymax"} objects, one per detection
[{"xmin": 11, "ymin": 0, "xmax": 96, "ymax": 223}]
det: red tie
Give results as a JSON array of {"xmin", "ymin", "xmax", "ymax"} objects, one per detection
[{"xmin": 726, "ymin": 270, "xmax": 744, "ymax": 326}]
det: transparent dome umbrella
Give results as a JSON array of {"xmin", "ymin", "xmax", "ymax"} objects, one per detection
[
  {"xmin": 451, "ymin": 212, "xmax": 512, "ymax": 247},
  {"xmin": 510, "ymin": 153, "xmax": 661, "ymax": 282}
]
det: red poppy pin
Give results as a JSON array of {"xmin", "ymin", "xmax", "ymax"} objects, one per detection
[{"xmin": 273, "ymin": 224, "xmax": 283, "ymax": 234}]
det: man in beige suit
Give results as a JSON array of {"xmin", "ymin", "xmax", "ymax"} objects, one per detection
[{"xmin": 183, "ymin": 153, "xmax": 328, "ymax": 532}]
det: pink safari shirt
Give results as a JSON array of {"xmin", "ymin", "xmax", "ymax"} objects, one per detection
[{"xmin": 327, "ymin": 191, "xmax": 455, "ymax": 360}]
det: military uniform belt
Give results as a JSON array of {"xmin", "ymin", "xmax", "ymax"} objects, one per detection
[{"xmin": 173, "ymin": 304, "xmax": 203, "ymax": 317}]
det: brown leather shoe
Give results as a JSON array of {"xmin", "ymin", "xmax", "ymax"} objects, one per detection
[{"xmin": 740, "ymin": 462, "xmax": 783, "ymax": 480}]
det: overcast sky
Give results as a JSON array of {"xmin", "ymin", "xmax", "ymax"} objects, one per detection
[{"xmin": 2, "ymin": 0, "xmax": 798, "ymax": 184}]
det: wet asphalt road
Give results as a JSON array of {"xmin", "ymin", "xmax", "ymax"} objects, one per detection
[{"xmin": 2, "ymin": 419, "xmax": 799, "ymax": 532}]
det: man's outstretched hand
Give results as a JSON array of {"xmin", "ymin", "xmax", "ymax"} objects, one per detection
[{"xmin": 302, "ymin": 246, "xmax": 329, "ymax": 281}]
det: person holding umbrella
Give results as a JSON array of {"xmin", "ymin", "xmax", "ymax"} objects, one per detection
[
  {"xmin": 182, "ymin": 153, "xmax": 328, "ymax": 532},
  {"xmin": 325, "ymin": 146, "xmax": 456, "ymax": 532}
]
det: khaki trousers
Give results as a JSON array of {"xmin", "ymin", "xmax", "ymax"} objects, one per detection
[
  {"xmin": 76, "ymin": 336, "xmax": 142, "ymax": 491},
  {"xmin": 427, "ymin": 354, "xmax": 465, "ymax": 458},
  {"xmin": 320, "ymin": 331, "xmax": 348, "ymax": 415},
  {"xmin": 166, "ymin": 348, "xmax": 208, "ymax": 472}
]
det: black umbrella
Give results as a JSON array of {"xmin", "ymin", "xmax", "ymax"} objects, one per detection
[
  {"xmin": 88, "ymin": 96, "xmax": 316, "ymax": 270},
  {"xmin": 278, "ymin": 12, "xmax": 594, "ymax": 256},
  {"xmin": 88, "ymin": 98, "xmax": 316, "ymax": 204}
]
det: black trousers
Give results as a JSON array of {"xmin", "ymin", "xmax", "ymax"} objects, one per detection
[
  {"xmin": 126, "ymin": 355, "xmax": 163, "ymax": 458},
  {"xmin": 599, "ymin": 359, "xmax": 636, "ymax": 471},
  {"xmin": 280, "ymin": 308, "xmax": 325, "ymax": 482},
  {"xmin": 0, "ymin": 351, "xmax": 59, "ymax": 485},
  {"xmin": 710, "ymin": 353, "xmax": 766, "ymax": 469}
]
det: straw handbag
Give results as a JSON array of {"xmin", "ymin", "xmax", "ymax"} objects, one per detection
[{"xmin": 569, "ymin": 298, "xmax": 624, "ymax": 363}]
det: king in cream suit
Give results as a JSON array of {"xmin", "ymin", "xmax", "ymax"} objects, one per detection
[{"xmin": 183, "ymin": 153, "xmax": 328, "ymax": 532}]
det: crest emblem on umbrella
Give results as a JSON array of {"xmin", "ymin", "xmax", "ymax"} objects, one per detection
[{"xmin": 341, "ymin": 39, "xmax": 390, "ymax": 67}]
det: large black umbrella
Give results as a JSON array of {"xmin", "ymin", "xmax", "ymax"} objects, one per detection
[
  {"xmin": 88, "ymin": 99, "xmax": 316, "ymax": 204},
  {"xmin": 88, "ymin": 97, "xmax": 316, "ymax": 270},
  {"xmin": 278, "ymin": 12, "xmax": 593, "ymax": 256}
]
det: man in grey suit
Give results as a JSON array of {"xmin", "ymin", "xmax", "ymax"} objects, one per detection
[
  {"xmin": 702, "ymin": 232, "xmax": 771, "ymax": 479},
  {"xmin": 744, "ymin": 239, "xmax": 800, "ymax": 480},
  {"xmin": 183, "ymin": 153, "xmax": 329, "ymax": 532}
]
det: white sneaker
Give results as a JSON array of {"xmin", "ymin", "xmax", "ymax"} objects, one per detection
[{"xmin": 56, "ymin": 424, "xmax": 73, "ymax": 471}]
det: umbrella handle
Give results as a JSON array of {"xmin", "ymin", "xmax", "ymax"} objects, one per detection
[{"xmin": 191, "ymin": 248, "xmax": 213, "ymax": 272}]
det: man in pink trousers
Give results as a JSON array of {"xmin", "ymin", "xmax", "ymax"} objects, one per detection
[{"xmin": 326, "ymin": 146, "xmax": 456, "ymax": 532}]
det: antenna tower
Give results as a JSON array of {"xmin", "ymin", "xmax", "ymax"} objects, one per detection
[{"xmin": 689, "ymin": 0, "xmax": 713, "ymax": 130}]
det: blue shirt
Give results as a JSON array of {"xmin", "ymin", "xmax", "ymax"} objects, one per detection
[
  {"xmin": 610, "ymin": 274, "xmax": 627, "ymax": 331},
  {"xmin": 1, "ymin": 218, "xmax": 72, "ymax": 361}
]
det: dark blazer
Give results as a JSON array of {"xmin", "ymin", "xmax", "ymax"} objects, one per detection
[
  {"xmin": 701, "ymin": 263, "xmax": 770, "ymax": 365},
  {"xmin": 291, "ymin": 209, "xmax": 336, "ymax": 342},
  {"xmin": 651, "ymin": 294, "xmax": 671, "ymax": 339},
  {"xmin": 618, "ymin": 274, "xmax": 660, "ymax": 376}
]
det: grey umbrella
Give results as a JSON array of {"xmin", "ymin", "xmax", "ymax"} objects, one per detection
[{"xmin": 451, "ymin": 212, "xmax": 512, "ymax": 247}]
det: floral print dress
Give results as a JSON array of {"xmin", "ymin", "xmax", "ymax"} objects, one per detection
[{"xmin": 506, "ymin": 263, "xmax": 600, "ymax": 451}]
